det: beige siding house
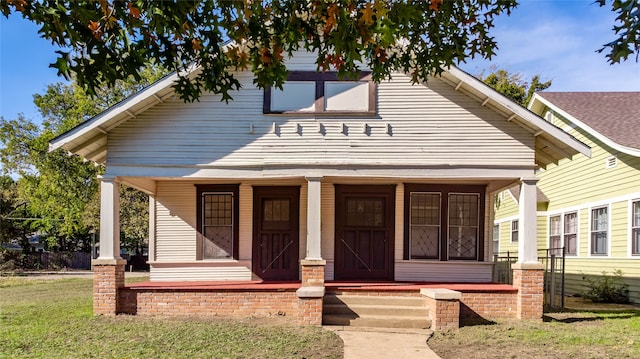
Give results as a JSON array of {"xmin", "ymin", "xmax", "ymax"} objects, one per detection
[
  {"xmin": 50, "ymin": 51, "xmax": 589, "ymax": 327},
  {"xmin": 496, "ymin": 92, "xmax": 640, "ymax": 303}
]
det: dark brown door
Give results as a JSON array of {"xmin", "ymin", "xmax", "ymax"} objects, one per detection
[
  {"xmin": 252, "ymin": 186, "xmax": 300, "ymax": 281},
  {"xmin": 335, "ymin": 185, "xmax": 395, "ymax": 281}
]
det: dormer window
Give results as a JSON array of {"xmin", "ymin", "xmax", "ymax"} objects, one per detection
[{"xmin": 264, "ymin": 71, "xmax": 376, "ymax": 115}]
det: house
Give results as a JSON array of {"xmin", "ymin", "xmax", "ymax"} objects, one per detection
[
  {"xmin": 49, "ymin": 51, "xmax": 589, "ymax": 329},
  {"xmin": 494, "ymin": 92, "xmax": 640, "ymax": 303}
]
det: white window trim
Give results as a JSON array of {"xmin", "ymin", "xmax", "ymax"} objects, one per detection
[
  {"xmin": 588, "ymin": 205, "xmax": 611, "ymax": 258},
  {"xmin": 629, "ymin": 199, "xmax": 640, "ymax": 258},
  {"xmin": 547, "ymin": 212, "xmax": 579, "ymax": 257},
  {"xmin": 492, "ymin": 223, "xmax": 500, "ymax": 255},
  {"xmin": 548, "ymin": 214, "xmax": 562, "ymax": 252},
  {"xmin": 563, "ymin": 211, "xmax": 579, "ymax": 257},
  {"xmin": 510, "ymin": 219, "xmax": 519, "ymax": 243}
]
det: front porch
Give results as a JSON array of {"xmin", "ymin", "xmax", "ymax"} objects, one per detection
[
  {"xmin": 92, "ymin": 176, "xmax": 546, "ymax": 330},
  {"xmin": 110, "ymin": 277, "xmax": 530, "ymax": 330}
]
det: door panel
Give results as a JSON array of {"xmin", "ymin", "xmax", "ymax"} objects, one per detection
[
  {"xmin": 335, "ymin": 185, "xmax": 395, "ymax": 280},
  {"xmin": 253, "ymin": 187, "xmax": 300, "ymax": 281}
]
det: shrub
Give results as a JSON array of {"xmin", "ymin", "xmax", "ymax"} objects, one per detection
[{"xmin": 582, "ymin": 269, "xmax": 630, "ymax": 304}]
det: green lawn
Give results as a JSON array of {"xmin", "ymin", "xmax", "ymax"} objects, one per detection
[
  {"xmin": 0, "ymin": 277, "xmax": 342, "ymax": 359},
  {"xmin": 429, "ymin": 304, "xmax": 640, "ymax": 359}
]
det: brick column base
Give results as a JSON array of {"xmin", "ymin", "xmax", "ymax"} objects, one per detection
[
  {"xmin": 512, "ymin": 263, "xmax": 544, "ymax": 320},
  {"xmin": 300, "ymin": 259, "xmax": 326, "ymax": 287},
  {"xmin": 297, "ymin": 259, "xmax": 326, "ymax": 325},
  {"xmin": 93, "ymin": 259, "xmax": 126, "ymax": 316},
  {"xmin": 421, "ymin": 288, "xmax": 462, "ymax": 331}
]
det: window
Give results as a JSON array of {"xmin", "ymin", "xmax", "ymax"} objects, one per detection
[
  {"xmin": 408, "ymin": 193, "xmax": 440, "ymax": 259},
  {"xmin": 404, "ymin": 184, "xmax": 485, "ymax": 261},
  {"xmin": 196, "ymin": 185, "xmax": 240, "ymax": 260},
  {"xmin": 549, "ymin": 215, "xmax": 561, "ymax": 253},
  {"xmin": 493, "ymin": 224, "xmax": 500, "ymax": 255},
  {"xmin": 549, "ymin": 213, "xmax": 577, "ymax": 256},
  {"xmin": 511, "ymin": 220, "xmax": 519, "ymax": 243},
  {"xmin": 264, "ymin": 71, "xmax": 375, "ymax": 114},
  {"xmin": 632, "ymin": 200, "xmax": 640, "ymax": 256},
  {"xmin": 564, "ymin": 212, "xmax": 577, "ymax": 256},
  {"xmin": 591, "ymin": 206, "xmax": 608, "ymax": 256},
  {"xmin": 448, "ymin": 193, "xmax": 480, "ymax": 260}
]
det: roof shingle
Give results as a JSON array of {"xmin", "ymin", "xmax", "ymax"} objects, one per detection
[{"xmin": 538, "ymin": 92, "xmax": 640, "ymax": 150}]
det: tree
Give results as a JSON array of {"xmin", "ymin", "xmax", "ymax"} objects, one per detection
[
  {"xmin": 479, "ymin": 68, "xmax": 551, "ymax": 106},
  {"xmin": 597, "ymin": 0, "xmax": 640, "ymax": 63},
  {"xmin": 0, "ymin": 67, "xmax": 165, "ymax": 252},
  {"xmin": 0, "ymin": 176, "xmax": 29, "ymax": 250},
  {"xmin": 0, "ymin": 0, "xmax": 519, "ymax": 102}
]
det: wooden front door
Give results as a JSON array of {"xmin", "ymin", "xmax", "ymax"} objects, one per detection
[
  {"xmin": 335, "ymin": 185, "xmax": 395, "ymax": 281},
  {"xmin": 252, "ymin": 186, "xmax": 300, "ymax": 281}
]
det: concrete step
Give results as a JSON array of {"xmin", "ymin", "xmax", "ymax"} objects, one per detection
[
  {"xmin": 322, "ymin": 314, "xmax": 431, "ymax": 329},
  {"xmin": 323, "ymin": 303, "xmax": 428, "ymax": 317},
  {"xmin": 323, "ymin": 293, "xmax": 430, "ymax": 329},
  {"xmin": 324, "ymin": 294, "xmax": 425, "ymax": 307}
]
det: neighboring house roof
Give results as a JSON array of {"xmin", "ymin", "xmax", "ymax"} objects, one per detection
[
  {"xmin": 529, "ymin": 92, "xmax": 640, "ymax": 156},
  {"xmin": 507, "ymin": 184, "xmax": 549, "ymax": 204},
  {"xmin": 49, "ymin": 62, "xmax": 590, "ymax": 167}
]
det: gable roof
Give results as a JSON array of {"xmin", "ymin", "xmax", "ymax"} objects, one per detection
[
  {"xmin": 49, "ymin": 64, "xmax": 590, "ymax": 167},
  {"xmin": 529, "ymin": 92, "xmax": 640, "ymax": 156}
]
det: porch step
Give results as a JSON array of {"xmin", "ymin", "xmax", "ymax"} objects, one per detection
[{"xmin": 322, "ymin": 294, "xmax": 430, "ymax": 329}]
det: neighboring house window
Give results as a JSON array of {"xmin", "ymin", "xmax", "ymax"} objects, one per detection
[
  {"xmin": 564, "ymin": 212, "xmax": 578, "ymax": 256},
  {"xmin": 493, "ymin": 224, "xmax": 500, "ymax": 255},
  {"xmin": 633, "ymin": 200, "xmax": 640, "ymax": 256},
  {"xmin": 511, "ymin": 220, "xmax": 519, "ymax": 243},
  {"xmin": 196, "ymin": 185, "xmax": 240, "ymax": 260},
  {"xmin": 549, "ymin": 212, "xmax": 578, "ymax": 256},
  {"xmin": 263, "ymin": 71, "xmax": 375, "ymax": 114},
  {"xmin": 590, "ymin": 206, "xmax": 608, "ymax": 256},
  {"xmin": 404, "ymin": 184, "xmax": 485, "ymax": 261},
  {"xmin": 549, "ymin": 215, "xmax": 561, "ymax": 254}
]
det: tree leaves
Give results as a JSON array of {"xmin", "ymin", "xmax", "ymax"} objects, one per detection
[
  {"xmin": 479, "ymin": 67, "xmax": 552, "ymax": 106},
  {"xmin": 597, "ymin": 0, "xmax": 640, "ymax": 63},
  {"xmin": 0, "ymin": 0, "xmax": 519, "ymax": 102},
  {"xmin": 0, "ymin": 67, "xmax": 165, "ymax": 251}
]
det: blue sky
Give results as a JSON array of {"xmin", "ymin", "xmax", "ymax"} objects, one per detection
[{"xmin": 1, "ymin": 1, "xmax": 638, "ymax": 125}]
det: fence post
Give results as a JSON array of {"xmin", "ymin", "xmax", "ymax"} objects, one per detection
[
  {"xmin": 561, "ymin": 246, "xmax": 566, "ymax": 309},
  {"xmin": 549, "ymin": 254, "xmax": 556, "ymax": 309}
]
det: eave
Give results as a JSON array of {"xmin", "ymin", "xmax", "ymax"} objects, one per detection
[
  {"xmin": 441, "ymin": 67, "xmax": 591, "ymax": 168},
  {"xmin": 48, "ymin": 70, "xmax": 187, "ymax": 163}
]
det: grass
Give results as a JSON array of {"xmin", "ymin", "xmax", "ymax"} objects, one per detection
[
  {"xmin": 428, "ymin": 300, "xmax": 640, "ymax": 359},
  {"xmin": 0, "ymin": 277, "xmax": 342, "ymax": 359}
]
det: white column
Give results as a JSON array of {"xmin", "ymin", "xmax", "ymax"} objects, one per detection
[
  {"xmin": 518, "ymin": 177, "xmax": 539, "ymax": 264},
  {"xmin": 305, "ymin": 176, "xmax": 323, "ymax": 260},
  {"xmin": 98, "ymin": 176, "xmax": 121, "ymax": 260}
]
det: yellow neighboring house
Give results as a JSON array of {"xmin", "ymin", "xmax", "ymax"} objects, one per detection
[{"xmin": 494, "ymin": 92, "xmax": 640, "ymax": 303}]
